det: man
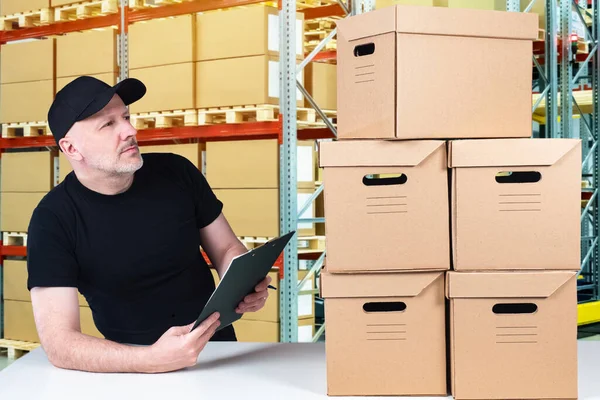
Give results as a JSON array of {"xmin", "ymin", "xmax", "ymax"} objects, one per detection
[{"xmin": 26, "ymin": 76, "xmax": 272, "ymax": 373}]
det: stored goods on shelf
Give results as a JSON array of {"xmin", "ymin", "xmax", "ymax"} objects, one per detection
[
  {"xmin": 321, "ymin": 270, "xmax": 447, "ymax": 396},
  {"xmin": 196, "ymin": 5, "xmax": 304, "ymax": 61},
  {"xmin": 129, "ymin": 14, "xmax": 194, "ymax": 69},
  {"xmin": 447, "ymin": 271, "xmax": 578, "ymax": 400},
  {"xmin": 0, "ymin": 39, "xmax": 54, "ymax": 84},
  {"xmin": 1, "ymin": 192, "xmax": 47, "ymax": 232},
  {"xmin": 447, "ymin": 0, "xmax": 505, "ymax": 10},
  {"xmin": 376, "ymin": 0, "xmax": 447, "ymax": 8},
  {"xmin": 1, "ymin": 151, "xmax": 54, "ymax": 192},
  {"xmin": 0, "ymin": 0, "xmax": 50, "ymax": 17},
  {"xmin": 336, "ymin": 5, "xmax": 538, "ymax": 139},
  {"xmin": 449, "ymin": 138, "xmax": 582, "ymax": 271},
  {"xmin": 196, "ymin": 54, "xmax": 304, "ymax": 109},
  {"xmin": 129, "ymin": 63, "xmax": 195, "ymax": 114},
  {"xmin": 53, "ymin": 0, "xmax": 119, "ymax": 23},
  {"xmin": 305, "ymin": 62, "xmax": 337, "ymax": 111},
  {"xmin": 319, "ymin": 139, "xmax": 450, "ymax": 272},
  {"xmin": 233, "ymin": 317, "xmax": 315, "ymax": 343},
  {"xmin": 0, "ymin": 79, "xmax": 54, "ymax": 124},
  {"xmin": 57, "ymin": 28, "xmax": 117, "ymax": 78}
]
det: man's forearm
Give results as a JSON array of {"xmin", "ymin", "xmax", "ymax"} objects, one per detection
[
  {"xmin": 46, "ymin": 330, "xmax": 153, "ymax": 373},
  {"xmin": 214, "ymin": 240, "xmax": 248, "ymax": 278}
]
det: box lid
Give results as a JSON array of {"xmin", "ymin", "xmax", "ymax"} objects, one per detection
[
  {"xmin": 321, "ymin": 270, "xmax": 443, "ymax": 298},
  {"xmin": 319, "ymin": 140, "xmax": 445, "ymax": 167},
  {"xmin": 449, "ymin": 138, "xmax": 581, "ymax": 168},
  {"xmin": 446, "ymin": 271, "xmax": 576, "ymax": 299},
  {"xmin": 337, "ymin": 5, "xmax": 538, "ymax": 42}
]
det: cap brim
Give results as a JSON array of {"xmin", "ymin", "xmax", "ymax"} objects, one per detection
[{"xmin": 76, "ymin": 78, "xmax": 147, "ymax": 122}]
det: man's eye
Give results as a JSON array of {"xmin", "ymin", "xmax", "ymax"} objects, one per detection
[
  {"xmin": 124, "ymin": 115, "xmax": 130, "ymax": 121},
  {"xmin": 102, "ymin": 121, "xmax": 114, "ymax": 129}
]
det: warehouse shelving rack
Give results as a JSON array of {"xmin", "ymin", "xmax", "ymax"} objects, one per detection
[{"xmin": 0, "ymin": 0, "xmax": 341, "ymax": 339}]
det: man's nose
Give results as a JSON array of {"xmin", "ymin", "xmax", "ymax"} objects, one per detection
[{"xmin": 120, "ymin": 119, "xmax": 137, "ymax": 140}]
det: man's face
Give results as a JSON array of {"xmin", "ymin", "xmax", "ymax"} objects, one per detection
[{"xmin": 64, "ymin": 94, "xmax": 143, "ymax": 175}]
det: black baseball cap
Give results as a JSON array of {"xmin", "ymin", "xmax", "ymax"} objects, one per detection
[{"xmin": 48, "ymin": 75, "xmax": 146, "ymax": 147}]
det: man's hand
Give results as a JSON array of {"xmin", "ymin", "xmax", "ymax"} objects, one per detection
[
  {"xmin": 236, "ymin": 275, "xmax": 272, "ymax": 314},
  {"xmin": 146, "ymin": 312, "xmax": 221, "ymax": 373}
]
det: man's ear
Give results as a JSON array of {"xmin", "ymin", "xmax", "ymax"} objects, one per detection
[{"xmin": 59, "ymin": 136, "xmax": 83, "ymax": 162}]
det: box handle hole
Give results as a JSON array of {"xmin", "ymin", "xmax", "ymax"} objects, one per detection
[
  {"xmin": 363, "ymin": 174, "xmax": 407, "ymax": 186},
  {"xmin": 363, "ymin": 302, "xmax": 406, "ymax": 313},
  {"xmin": 492, "ymin": 303, "xmax": 538, "ymax": 314},
  {"xmin": 354, "ymin": 43, "xmax": 375, "ymax": 57},
  {"xmin": 495, "ymin": 171, "xmax": 541, "ymax": 184}
]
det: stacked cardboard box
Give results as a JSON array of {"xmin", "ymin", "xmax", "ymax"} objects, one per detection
[
  {"xmin": 317, "ymin": 5, "xmax": 581, "ymax": 399},
  {"xmin": 3, "ymin": 260, "xmax": 102, "ymax": 342},
  {"xmin": 205, "ymin": 139, "xmax": 317, "ymax": 238},
  {"xmin": 1, "ymin": 151, "xmax": 54, "ymax": 233},
  {"xmin": 0, "ymin": 0, "xmax": 50, "ymax": 16},
  {"xmin": 196, "ymin": 5, "xmax": 305, "ymax": 109},
  {"xmin": 210, "ymin": 268, "xmax": 316, "ymax": 342},
  {"xmin": 0, "ymin": 38, "xmax": 55, "ymax": 126}
]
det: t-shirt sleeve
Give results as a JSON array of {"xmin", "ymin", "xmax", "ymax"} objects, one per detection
[
  {"xmin": 26, "ymin": 205, "xmax": 79, "ymax": 291},
  {"xmin": 174, "ymin": 154, "xmax": 224, "ymax": 230}
]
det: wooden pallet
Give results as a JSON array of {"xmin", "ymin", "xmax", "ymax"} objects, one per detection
[
  {"xmin": 295, "ymin": 0, "xmax": 338, "ymax": 9},
  {"xmin": 198, "ymin": 105, "xmax": 336, "ymax": 128},
  {"xmin": 0, "ymin": 8, "xmax": 53, "ymax": 31},
  {"xmin": 2, "ymin": 232, "xmax": 28, "ymax": 247},
  {"xmin": 0, "ymin": 340, "xmax": 40, "ymax": 361},
  {"xmin": 128, "ymin": 0, "xmax": 182, "ymax": 9},
  {"xmin": 1, "ymin": 121, "xmax": 51, "ymax": 138},
  {"xmin": 55, "ymin": 0, "xmax": 118, "ymax": 22},
  {"xmin": 130, "ymin": 109, "xmax": 198, "ymax": 129}
]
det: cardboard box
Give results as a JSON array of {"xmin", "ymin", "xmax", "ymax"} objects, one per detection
[
  {"xmin": 129, "ymin": 63, "xmax": 195, "ymax": 114},
  {"xmin": 448, "ymin": 0, "xmax": 505, "ymax": 10},
  {"xmin": 196, "ymin": 5, "xmax": 304, "ymax": 61},
  {"xmin": 1, "ymin": 151, "xmax": 54, "ymax": 192},
  {"xmin": 215, "ymin": 188, "xmax": 317, "ymax": 237},
  {"xmin": 1, "ymin": 0, "xmax": 50, "ymax": 16},
  {"xmin": 450, "ymin": 138, "xmax": 582, "ymax": 271},
  {"xmin": 4, "ymin": 300, "xmax": 102, "ymax": 343},
  {"xmin": 57, "ymin": 72, "xmax": 116, "ymax": 93},
  {"xmin": 130, "ymin": 15, "xmax": 194, "ymax": 69},
  {"xmin": 205, "ymin": 139, "xmax": 315, "ymax": 189},
  {"xmin": 319, "ymin": 140, "xmax": 449, "ymax": 272},
  {"xmin": 0, "ymin": 38, "xmax": 54, "ymax": 84},
  {"xmin": 305, "ymin": 62, "xmax": 337, "ymax": 111},
  {"xmin": 140, "ymin": 143, "xmax": 204, "ymax": 168},
  {"xmin": 0, "ymin": 80, "xmax": 54, "ymax": 123},
  {"xmin": 210, "ymin": 268, "xmax": 315, "ymax": 322},
  {"xmin": 57, "ymin": 28, "xmax": 117, "ymax": 78},
  {"xmin": 196, "ymin": 55, "xmax": 303, "ymax": 108},
  {"xmin": 321, "ymin": 270, "xmax": 447, "ymax": 396},
  {"xmin": 1, "ymin": 192, "xmax": 46, "ymax": 232},
  {"xmin": 376, "ymin": 0, "xmax": 447, "ymax": 8},
  {"xmin": 233, "ymin": 318, "xmax": 315, "ymax": 343},
  {"xmin": 336, "ymin": 5, "xmax": 537, "ymax": 139},
  {"xmin": 447, "ymin": 271, "xmax": 578, "ymax": 400}
]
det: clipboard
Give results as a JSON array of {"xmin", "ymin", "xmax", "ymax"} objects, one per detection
[{"xmin": 191, "ymin": 230, "xmax": 296, "ymax": 332}]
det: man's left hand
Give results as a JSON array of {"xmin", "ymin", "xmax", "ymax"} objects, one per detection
[{"xmin": 236, "ymin": 275, "xmax": 272, "ymax": 314}]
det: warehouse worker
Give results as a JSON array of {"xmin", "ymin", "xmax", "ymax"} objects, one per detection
[{"xmin": 25, "ymin": 76, "xmax": 272, "ymax": 373}]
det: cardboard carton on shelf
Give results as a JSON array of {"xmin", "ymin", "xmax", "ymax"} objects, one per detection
[
  {"xmin": 0, "ymin": 38, "xmax": 54, "ymax": 85},
  {"xmin": 233, "ymin": 317, "xmax": 316, "ymax": 343},
  {"xmin": 0, "ymin": 0, "xmax": 49, "ymax": 17},
  {"xmin": 56, "ymin": 28, "xmax": 117, "ymax": 79},
  {"xmin": 336, "ymin": 5, "xmax": 538, "ymax": 139},
  {"xmin": 205, "ymin": 139, "xmax": 316, "ymax": 190},
  {"xmin": 376, "ymin": 0, "xmax": 447, "ymax": 8},
  {"xmin": 196, "ymin": 54, "xmax": 304, "ymax": 109},
  {"xmin": 1, "ymin": 151, "xmax": 54, "ymax": 192},
  {"xmin": 1, "ymin": 192, "xmax": 47, "ymax": 232},
  {"xmin": 321, "ymin": 270, "xmax": 447, "ymax": 396},
  {"xmin": 449, "ymin": 138, "xmax": 582, "ymax": 271},
  {"xmin": 319, "ymin": 139, "xmax": 449, "ymax": 272},
  {"xmin": 0, "ymin": 80, "xmax": 54, "ymax": 124},
  {"xmin": 447, "ymin": 0, "xmax": 506, "ymax": 10},
  {"xmin": 210, "ymin": 268, "xmax": 315, "ymax": 323},
  {"xmin": 446, "ymin": 270, "xmax": 578, "ymax": 400},
  {"xmin": 129, "ymin": 14, "xmax": 194, "ymax": 69},
  {"xmin": 129, "ymin": 63, "xmax": 195, "ymax": 114},
  {"xmin": 213, "ymin": 187, "xmax": 317, "ymax": 237},
  {"xmin": 196, "ymin": 5, "xmax": 304, "ymax": 61},
  {"xmin": 304, "ymin": 62, "xmax": 337, "ymax": 112}
]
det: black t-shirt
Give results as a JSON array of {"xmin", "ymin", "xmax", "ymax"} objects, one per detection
[{"xmin": 26, "ymin": 152, "xmax": 236, "ymax": 345}]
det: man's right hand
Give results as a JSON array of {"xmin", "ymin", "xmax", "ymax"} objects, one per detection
[{"xmin": 146, "ymin": 312, "xmax": 221, "ymax": 373}]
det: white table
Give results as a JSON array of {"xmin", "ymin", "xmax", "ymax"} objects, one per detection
[{"xmin": 1, "ymin": 341, "xmax": 599, "ymax": 399}]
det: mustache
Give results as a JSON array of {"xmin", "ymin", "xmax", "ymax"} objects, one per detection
[{"xmin": 119, "ymin": 140, "xmax": 138, "ymax": 153}]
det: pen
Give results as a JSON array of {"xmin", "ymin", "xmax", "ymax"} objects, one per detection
[{"xmin": 268, "ymin": 285, "xmax": 277, "ymax": 290}]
